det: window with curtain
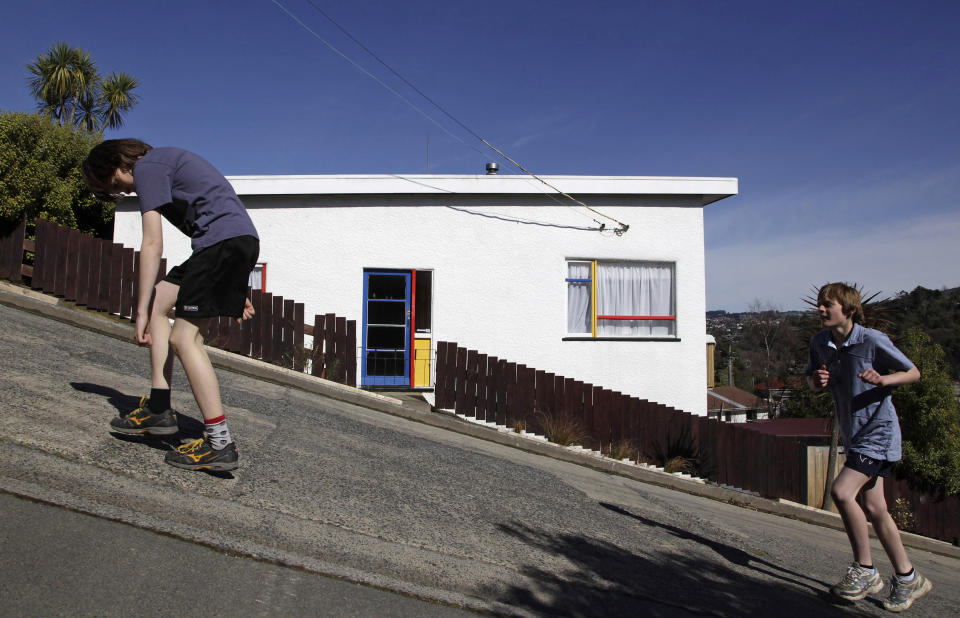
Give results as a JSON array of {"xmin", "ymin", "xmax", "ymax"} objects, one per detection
[
  {"xmin": 248, "ymin": 263, "xmax": 266, "ymax": 291},
  {"xmin": 565, "ymin": 260, "xmax": 676, "ymax": 338}
]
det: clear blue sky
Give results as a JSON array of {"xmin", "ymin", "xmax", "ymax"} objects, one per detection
[{"xmin": 3, "ymin": 1, "xmax": 958, "ymax": 311}]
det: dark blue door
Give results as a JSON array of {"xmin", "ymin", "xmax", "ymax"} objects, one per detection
[{"xmin": 362, "ymin": 270, "xmax": 411, "ymax": 387}]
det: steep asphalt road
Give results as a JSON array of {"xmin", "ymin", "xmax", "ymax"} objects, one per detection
[
  {"xmin": 0, "ymin": 297, "xmax": 957, "ymax": 616},
  {"xmin": 0, "ymin": 492, "xmax": 471, "ymax": 616}
]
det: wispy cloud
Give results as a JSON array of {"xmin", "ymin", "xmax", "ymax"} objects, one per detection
[
  {"xmin": 706, "ymin": 161, "xmax": 960, "ymax": 249},
  {"xmin": 706, "ymin": 210, "xmax": 960, "ymax": 312}
]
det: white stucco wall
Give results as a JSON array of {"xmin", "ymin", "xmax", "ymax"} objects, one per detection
[{"xmin": 114, "ymin": 174, "xmax": 736, "ymax": 415}]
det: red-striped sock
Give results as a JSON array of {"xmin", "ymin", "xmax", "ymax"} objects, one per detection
[{"xmin": 204, "ymin": 415, "xmax": 232, "ymax": 450}]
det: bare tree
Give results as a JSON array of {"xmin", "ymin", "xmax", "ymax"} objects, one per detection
[{"xmin": 745, "ymin": 299, "xmax": 787, "ymax": 384}]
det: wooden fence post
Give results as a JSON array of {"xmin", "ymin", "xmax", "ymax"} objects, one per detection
[
  {"xmin": 310, "ymin": 314, "xmax": 325, "ymax": 377},
  {"xmin": 465, "ymin": 350, "xmax": 479, "ymax": 418},
  {"xmin": 32, "ymin": 220, "xmax": 49, "ymax": 290},
  {"xmin": 0, "ymin": 217, "xmax": 27, "ymax": 281},
  {"xmin": 454, "ymin": 347, "xmax": 468, "ymax": 415},
  {"xmin": 64, "ymin": 229, "xmax": 81, "ymax": 301},
  {"xmin": 476, "ymin": 353, "xmax": 489, "ymax": 422},
  {"xmin": 345, "ymin": 319, "xmax": 357, "ymax": 386},
  {"xmin": 504, "ymin": 361, "xmax": 518, "ymax": 428},
  {"xmin": 331, "ymin": 316, "xmax": 345, "ymax": 383}
]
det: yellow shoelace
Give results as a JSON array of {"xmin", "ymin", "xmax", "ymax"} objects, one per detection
[
  {"xmin": 127, "ymin": 395, "xmax": 149, "ymax": 416},
  {"xmin": 176, "ymin": 438, "xmax": 205, "ymax": 453}
]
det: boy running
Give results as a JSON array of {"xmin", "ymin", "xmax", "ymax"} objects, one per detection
[
  {"xmin": 83, "ymin": 139, "xmax": 259, "ymax": 472},
  {"xmin": 806, "ymin": 282, "xmax": 931, "ymax": 612}
]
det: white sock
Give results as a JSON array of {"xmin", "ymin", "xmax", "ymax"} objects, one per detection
[
  {"xmin": 204, "ymin": 419, "xmax": 232, "ymax": 449},
  {"xmin": 898, "ymin": 569, "xmax": 916, "ymax": 582}
]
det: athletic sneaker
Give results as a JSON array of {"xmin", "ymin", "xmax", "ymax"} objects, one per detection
[
  {"xmin": 831, "ymin": 562, "xmax": 884, "ymax": 600},
  {"xmin": 164, "ymin": 437, "xmax": 239, "ymax": 472},
  {"xmin": 110, "ymin": 396, "xmax": 178, "ymax": 436},
  {"xmin": 883, "ymin": 572, "xmax": 932, "ymax": 612}
]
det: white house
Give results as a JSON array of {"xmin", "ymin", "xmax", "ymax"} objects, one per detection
[{"xmin": 114, "ymin": 172, "xmax": 737, "ymax": 415}]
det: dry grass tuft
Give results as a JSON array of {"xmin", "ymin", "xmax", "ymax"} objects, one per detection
[
  {"xmin": 605, "ymin": 439, "xmax": 635, "ymax": 461},
  {"xmin": 538, "ymin": 411, "xmax": 587, "ymax": 447},
  {"xmin": 664, "ymin": 456, "xmax": 695, "ymax": 474}
]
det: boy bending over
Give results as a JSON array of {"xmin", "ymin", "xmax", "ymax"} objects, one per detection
[{"xmin": 84, "ymin": 139, "xmax": 259, "ymax": 472}]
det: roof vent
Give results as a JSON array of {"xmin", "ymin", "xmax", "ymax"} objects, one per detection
[{"xmin": 485, "ymin": 162, "xmax": 499, "ymax": 175}]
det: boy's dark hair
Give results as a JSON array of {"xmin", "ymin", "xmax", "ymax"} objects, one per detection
[
  {"xmin": 818, "ymin": 282, "xmax": 864, "ymax": 323},
  {"xmin": 83, "ymin": 138, "xmax": 153, "ymax": 201}
]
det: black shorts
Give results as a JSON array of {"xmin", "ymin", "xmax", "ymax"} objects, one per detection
[
  {"xmin": 164, "ymin": 235, "xmax": 259, "ymax": 319},
  {"xmin": 844, "ymin": 451, "xmax": 893, "ymax": 479}
]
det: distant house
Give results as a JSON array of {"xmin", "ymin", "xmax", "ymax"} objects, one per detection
[
  {"xmin": 755, "ymin": 376, "xmax": 804, "ymax": 417},
  {"xmin": 706, "ymin": 385, "xmax": 768, "ymax": 422},
  {"xmin": 114, "ymin": 171, "xmax": 737, "ymax": 415}
]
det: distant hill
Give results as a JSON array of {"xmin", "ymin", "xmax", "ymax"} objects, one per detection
[{"xmin": 879, "ymin": 286, "xmax": 960, "ymax": 379}]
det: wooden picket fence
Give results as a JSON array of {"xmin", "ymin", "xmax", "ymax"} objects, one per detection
[
  {"xmin": 434, "ymin": 340, "xmax": 808, "ymax": 504},
  {"xmin": 0, "ymin": 218, "xmax": 356, "ymax": 386},
  {"xmin": 885, "ymin": 477, "xmax": 960, "ymax": 544}
]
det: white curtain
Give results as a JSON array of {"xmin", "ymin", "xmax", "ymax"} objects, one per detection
[
  {"xmin": 248, "ymin": 265, "xmax": 264, "ymax": 291},
  {"xmin": 566, "ymin": 262, "xmax": 591, "ymax": 333},
  {"xmin": 596, "ymin": 262, "xmax": 674, "ymax": 336}
]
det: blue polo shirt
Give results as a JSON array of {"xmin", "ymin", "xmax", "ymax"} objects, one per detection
[
  {"xmin": 133, "ymin": 147, "xmax": 258, "ymax": 252},
  {"xmin": 805, "ymin": 324, "xmax": 914, "ymax": 461}
]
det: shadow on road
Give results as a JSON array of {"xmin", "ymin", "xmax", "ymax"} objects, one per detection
[
  {"xmin": 70, "ymin": 382, "xmax": 142, "ymax": 416},
  {"xmin": 71, "ymin": 381, "xmax": 204, "ymax": 438},
  {"xmin": 599, "ymin": 502, "xmax": 830, "ymax": 592},
  {"xmin": 495, "ymin": 508, "xmax": 871, "ymax": 617},
  {"xmin": 69, "ymin": 382, "xmax": 231, "ymax": 478}
]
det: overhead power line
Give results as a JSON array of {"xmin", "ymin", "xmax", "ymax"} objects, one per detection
[
  {"xmin": 389, "ymin": 175, "xmax": 606, "ymax": 232},
  {"xmin": 272, "ymin": 0, "xmax": 630, "ymax": 236}
]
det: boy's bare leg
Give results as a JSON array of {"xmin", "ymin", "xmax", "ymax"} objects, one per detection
[
  {"xmin": 169, "ymin": 316, "xmax": 224, "ymax": 422},
  {"xmin": 831, "ymin": 467, "xmax": 874, "ymax": 564},
  {"xmin": 862, "ymin": 478, "xmax": 913, "ymax": 574},
  {"xmin": 163, "ymin": 315, "xmax": 238, "ymax": 469},
  {"xmin": 148, "ymin": 281, "xmax": 178, "ymax": 389}
]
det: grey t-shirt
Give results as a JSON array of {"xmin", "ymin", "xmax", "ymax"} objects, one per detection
[{"xmin": 133, "ymin": 147, "xmax": 258, "ymax": 252}]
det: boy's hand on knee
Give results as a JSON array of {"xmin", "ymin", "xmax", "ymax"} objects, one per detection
[{"xmin": 236, "ymin": 298, "xmax": 255, "ymax": 324}]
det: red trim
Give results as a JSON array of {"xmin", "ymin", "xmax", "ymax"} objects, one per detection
[
  {"xmin": 597, "ymin": 315, "xmax": 675, "ymax": 320},
  {"xmin": 410, "ymin": 269, "xmax": 416, "ymax": 388},
  {"xmin": 204, "ymin": 414, "xmax": 226, "ymax": 425}
]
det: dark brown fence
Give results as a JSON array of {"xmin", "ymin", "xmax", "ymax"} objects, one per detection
[
  {"xmin": 0, "ymin": 218, "xmax": 356, "ymax": 386},
  {"xmin": 0, "ymin": 217, "xmax": 29, "ymax": 282},
  {"xmin": 885, "ymin": 477, "xmax": 960, "ymax": 544},
  {"xmin": 435, "ymin": 339, "xmax": 810, "ymax": 506}
]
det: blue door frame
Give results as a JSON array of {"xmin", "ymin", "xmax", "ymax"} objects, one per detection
[{"xmin": 362, "ymin": 270, "xmax": 411, "ymax": 387}]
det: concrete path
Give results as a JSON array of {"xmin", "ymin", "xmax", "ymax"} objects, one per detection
[{"xmin": 1, "ymin": 289, "xmax": 958, "ymax": 616}]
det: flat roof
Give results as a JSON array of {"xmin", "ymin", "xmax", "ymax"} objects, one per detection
[{"xmin": 224, "ymin": 174, "xmax": 738, "ymax": 205}]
